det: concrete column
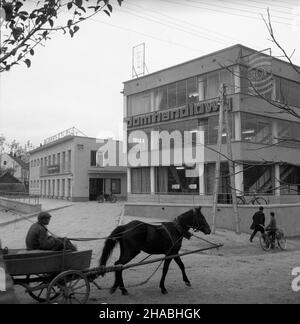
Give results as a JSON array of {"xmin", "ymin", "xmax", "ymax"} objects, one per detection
[
  {"xmin": 198, "ymin": 77, "xmax": 205, "ymax": 101},
  {"xmin": 272, "ymin": 119, "xmax": 279, "ymax": 144},
  {"xmin": 233, "ymin": 65, "xmax": 241, "ymax": 93},
  {"xmin": 199, "ymin": 164, "xmax": 205, "ymax": 195},
  {"xmin": 150, "ymin": 166, "xmax": 155, "ymax": 194},
  {"xmin": 234, "ymin": 163, "xmax": 243, "ymax": 195},
  {"xmin": 234, "ymin": 112, "xmax": 241, "ymax": 141},
  {"xmin": 127, "ymin": 168, "xmax": 131, "ymax": 194},
  {"xmin": 272, "ymin": 78, "xmax": 276, "ymax": 101},
  {"xmin": 48, "ymin": 180, "xmax": 51, "ymax": 197},
  {"xmin": 275, "ymin": 164, "xmax": 280, "ymax": 196}
]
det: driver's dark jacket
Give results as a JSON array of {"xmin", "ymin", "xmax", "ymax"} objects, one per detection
[
  {"xmin": 250, "ymin": 211, "xmax": 265, "ymax": 230},
  {"xmin": 25, "ymin": 222, "xmax": 58, "ymax": 250}
]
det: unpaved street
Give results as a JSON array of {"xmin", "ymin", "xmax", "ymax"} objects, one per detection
[{"xmin": 1, "ymin": 200, "xmax": 300, "ymax": 304}]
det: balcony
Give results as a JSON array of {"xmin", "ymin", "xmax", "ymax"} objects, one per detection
[{"xmin": 40, "ymin": 162, "xmax": 71, "ymax": 176}]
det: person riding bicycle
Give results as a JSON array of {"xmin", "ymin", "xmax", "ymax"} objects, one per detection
[
  {"xmin": 249, "ymin": 206, "xmax": 265, "ymax": 242},
  {"xmin": 265, "ymin": 212, "xmax": 277, "ymax": 249}
]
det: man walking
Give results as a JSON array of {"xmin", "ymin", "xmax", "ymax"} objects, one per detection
[{"xmin": 249, "ymin": 206, "xmax": 265, "ymax": 242}]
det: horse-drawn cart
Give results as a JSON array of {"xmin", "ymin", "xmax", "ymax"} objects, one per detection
[
  {"xmin": 3, "ymin": 243, "xmax": 222, "ymax": 304},
  {"xmin": 4, "ymin": 249, "xmax": 93, "ymax": 304},
  {"xmin": 3, "ymin": 207, "xmax": 222, "ymax": 304}
]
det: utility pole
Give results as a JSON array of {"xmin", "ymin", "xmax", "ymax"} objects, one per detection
[
  {"xmin": 211, "ymin": 84, "xmax": 225, "ymax": 234},
  {"xmin": 223, "ymin": 88, "xmax": 240, "ymax": 234}
]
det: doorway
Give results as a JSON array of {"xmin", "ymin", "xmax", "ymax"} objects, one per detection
[{"xmin": 89, "ymin": 178, "xmax": 104, "ymax": 200}]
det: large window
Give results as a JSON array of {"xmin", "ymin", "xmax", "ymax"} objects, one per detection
[
  {"xmin": 241, "ymin": 113, "xmax": 272, "ymax": 144},
  {"xmin": 155, "ymin": 166, "xmax": 199, "ymax": 194},
  {"xmin": 275, "ymin": 77, "xmax": 300, "ymax": 108},
  {"xmin": 244, "ymin": 164, "xmax": 274, "ymax": 194},
  {"xmin": 199, "ymin": 114, "xmax": 235, "ymax": 145},
  {"xmin": 127, "ymin": 91, "xmax": 151, "ymax": 116},
  {"xmin": 280, "ymin": 165, "xmax": 300, "ymax": 194},
  {"xmin": 277, "ymin": 119, "xmax": 300, "ymax": 148},
  {"xmin": 127, "ymin": 69, "xmax": 235, "ymax": 116},
  {"xmin": 131, "ymin": 167, "xmax": 150, "ymax": 193}
]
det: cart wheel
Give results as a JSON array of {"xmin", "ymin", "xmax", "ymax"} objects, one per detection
[
  {"xmin": 259, "ymin": 235, "xmax": 271, "ymax": 251},
  {"xmin": 26, "ymin": 274, "xmax": 60, "ymax": 303},
  {"xmin": 46, "ymin": 270, "xmax": 90, "ymax": 304}
]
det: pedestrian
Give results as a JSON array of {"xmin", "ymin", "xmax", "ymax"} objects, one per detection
[{"xmin": 249, "ymin": 206, "xmax": 265, "ymax": 242}]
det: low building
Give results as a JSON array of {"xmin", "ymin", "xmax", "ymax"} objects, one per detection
[
  {"xmin": 29, "ymin": 128, "xmax": 127, "ymax": 201},
  {"xmin": 0, "ymin": 153, "xmax": 29, "ymax": 189},
  {"xmin": 0, "ymin": 171, "xmax": 25, "ymax": 193}
]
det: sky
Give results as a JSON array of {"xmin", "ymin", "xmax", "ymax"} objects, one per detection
[{"xmin": 0, "ymin": 0, "xmax": 300, "ymax": 148}]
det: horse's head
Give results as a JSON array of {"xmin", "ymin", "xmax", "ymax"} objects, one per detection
[{"xmin": 191, "ymin": 207, "xmax": 211, "ymax": 235}]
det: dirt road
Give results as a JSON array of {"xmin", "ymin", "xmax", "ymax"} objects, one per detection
[{"xmin": 1, "ymin": 200, "xmax": 300, "ymax": 304}]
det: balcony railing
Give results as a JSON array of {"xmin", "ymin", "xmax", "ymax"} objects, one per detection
[{"xmin": 40, "ymin": 162, "xmax": 71, "ymax": 176}]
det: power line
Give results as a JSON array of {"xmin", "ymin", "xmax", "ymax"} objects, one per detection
[
  {"xmin": 125, "ymin": 0, "xmax": 262, "ymax": 48},
  {"xmin": 118, "ymin": 6, "xmax": 230, "ymax": 46},
  {"xmin": 215, "ymin": 0, "xmax": 299, "ymax": 16},
  {"xmin": 161, "ymin": 0, "xmax": 296, "ymax": 26},
  {"xmin": 249, "ymin": 0, "xmax": 300, "ymax": 11},
  {"xmin": 189, "ymin": 0, "xmax": 297, "ymax": 21}
]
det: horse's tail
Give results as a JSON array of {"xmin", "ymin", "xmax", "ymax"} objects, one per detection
[{"xmin": 99, "ymin": 225, "xmax": 125, "ymax": 267}]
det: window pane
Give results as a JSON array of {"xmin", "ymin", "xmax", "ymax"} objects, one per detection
[
  {"xmin": 187, "ymin": 77, "xmax": 198, "ymax": 103},
  {"xmin": 127, "ymin": 91, "xmax": 151, "ymax": 116},
  {"xmin": 168, "ymin": 83, "xmax": 177, "ymax": 108},
  {"xmin": 205, "ymin": 72, "xmax": 219, "ymax": 100},
  {"xmin": 220, "ymin": 69, "xmax": 234, "ymax": 94},
  {"xmin": 242, "ymin": 114, "xmax": 258, "ymax": 142},
  {"xmin": 208, "ymin": 115, "xmax": 219, "ymax": 144},
  {"xmin": 154, "ymin": 86, "xmax": 168, "ymax": 110},
  {"xmin": 90, "ymin": 151, "xmax": 96, "ymax": 166},
  {"xmin": 177, "ymin": 80, "xmax": 187, "ymax": 106},
  {"xmin": 111, "ymin": 179, "xmax": 121, "ymax": 194}
]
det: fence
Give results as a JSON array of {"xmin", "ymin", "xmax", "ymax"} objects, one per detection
[{"xmin": 0, "ymin": 191, "xmax": 40, "ymax": 205}]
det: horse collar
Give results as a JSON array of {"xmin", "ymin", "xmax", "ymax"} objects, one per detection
[{"xmin": 174, "ymin": 218, "xmax": 192, "ymax": 240}]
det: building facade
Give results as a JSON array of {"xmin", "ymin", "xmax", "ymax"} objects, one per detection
[
  {"xmin": 123, "ymin": 44, "xmax": 300, "ymax": 205},
  {"xmin": 29, "ymin": 131, "xmax": 127, "ymax": 201}
]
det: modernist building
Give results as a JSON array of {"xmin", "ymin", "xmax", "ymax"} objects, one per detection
[
  {"xmin": 123, "ymin": 44, "xmax": 300, "ymax": 204},
  {"xmin": 29, "ymin": 128, "xmax": 127, "ymax": 201}
]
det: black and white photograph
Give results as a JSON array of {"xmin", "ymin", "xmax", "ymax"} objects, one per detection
[{"xmin": 0, "ymin": 0, "xmax": 300, "ymax": 311}]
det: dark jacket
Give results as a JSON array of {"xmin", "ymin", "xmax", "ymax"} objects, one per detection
[
  {"xmin": 250, "ymin": 211, "xmax": 265, "ymax": 230},
  {"xmin": 25, "ymin": 222, "xmax": 60, "ymax": 250}
]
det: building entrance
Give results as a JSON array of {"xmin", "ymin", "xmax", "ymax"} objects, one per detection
[{"xmin": 89, "ymin": 178, "xmax": 104, "ymax": 200}]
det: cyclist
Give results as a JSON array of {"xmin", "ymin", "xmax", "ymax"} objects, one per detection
[{"xmin": 265, "ymin": 212, "xmax": 277, "ymax": 249}]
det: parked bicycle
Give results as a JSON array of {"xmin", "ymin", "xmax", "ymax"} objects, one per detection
[
  {"xmin": 97, "ymin": 193, "xmax": 117, "ymax": 203},
  {"xmin": 236, "ymin": 192, "xmax": 268, "ymax": 205},
  {"xmin": 259, "ymin": 229, "xmax": 287, "ymax": 251}
]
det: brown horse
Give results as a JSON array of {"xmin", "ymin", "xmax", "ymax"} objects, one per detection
[{"xmin": 99, "ymin": 207, "xmax": 211, "ymax": 295}]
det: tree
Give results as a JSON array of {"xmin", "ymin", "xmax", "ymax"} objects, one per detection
[{"xmin": 0, "ymin": 0, "xmax": 123, "ymax": 72}]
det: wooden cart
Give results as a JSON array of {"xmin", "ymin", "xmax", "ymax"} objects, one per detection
[{"xmin": 4, "ymin": 249, "xmax": 92, "ymax": 304}]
